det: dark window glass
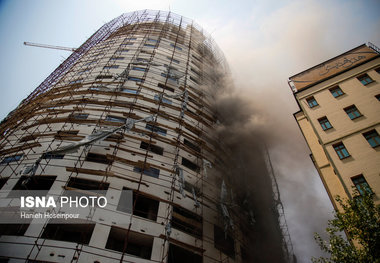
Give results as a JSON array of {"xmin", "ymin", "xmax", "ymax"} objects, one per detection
[
  {"xmin": 86, "ymin": 152, "xmax": 113, "ymax": 165},
  {"xmin": 145, "ymin": 124, "xmax": 167, "ymax": 136},
  {"xmin": 104, "ymin": 65, "xmax": 119, "ymax": 69},
  {"xmin": 42, "ymin": 153, "xmax": 65, "ymax": 159},
  {"xmin": 344, "ymin": 105, "xmax": 362, "ymax": 120},
  {"xmin": 0, "ymin": 177, "xmax": 8, "ymax": 189},
  {"xmin": 105, "ymin": 115, "xmax": 126, "ymax": 123},
  {"xmin": 184, "ymin": 139, "xmax": 201, "ymax": 153},
  {"xmin": 172, "ymin": 206, "xmax": 202, "ymax": 238},
  {"xmin": 144, "ymin": 43, "xmax": 155, "ymax": 48},
  {"xmin": 375, "ymin": 94, "xmax": 380, "ymax": 101},
  {"xmin": 42, "ymin": 223, "xmax": 95, "ymax": 245},
  {"xmin": 72, "ymin": 113, "xmax": 88, "ymax": 119},
  {"xmin": 67, "ymin": 177, "xmax": 109, "ymax": 191},
  {"xmin": 0, "ymin": 224, "xmax": 29, "ymax": 237},
  {"xmin": 132, "ymin": 66, "xmax": 147, "ymax": 72},
  {"xmin": 170, "ymin": 43, "xmax": 182, "ymax": 51},
  {"xmin": 1, "ymin": 154, "xmax": 22, "ymax": 164},
  {"xmin": 168, "ymin": 244, "xmax": 202, "ymax": 263},
  {"xmin": 214, "ymin": 225, "xmax": 235, "ymax": 258},
  {"xmin": 333, "ymin": 142, "xmax": 350, "ymax": 159},
  {"xmin": 181, "ymin": 157, "xmax": 200, "ymax": 172},
  {"xmin": 154, "ymin": 94, "xmax": 172, "ymax": 104},
  {"xmin": 306, "ymin": 97, "xmax": 318, "ymax": 108},
  {"xmin": 329, "ymin": 86, "xmax": 344, "ymax": 98},
  {"xmin": 96, "ymin": 75, "xmax": 113, "ymax": 79},
  {"xmin": 363, "ymin": 130, "xmax": 380, "ymax": 148},
  {"xmin": 11, "ymin": 176, "xmax": 56, "ymax": 191},
  {"xmin": 318, "ymin": 117, "xmax": 333, "ymax": 130},
  {"xmin": 133, "ymin": 166, "xmax": 160, "ymax": 178},
  {"xmin": 158, "ymin": 83, "xmax": 174, "ymax": 92},
  {"xmin": 106, "ymin": 227, "xmax": 153, "ymax": 259},
  {"xmin": 140, "ymin": 141, "xmax": 164, "ymax": 155},
  {"xmin": 352, "ymin": 175, "xmax": 373, "ymax": 195},
  {"xmin": 133, "ymin": 191, "xmax": 159, "ymax": 220},
  {"xmin": 128, "ymin": 77, "xmax": 143, "ymax": 82},
  {"xmin": 357, "ymin": 74, "xmax": 373, "ymax": 85}
]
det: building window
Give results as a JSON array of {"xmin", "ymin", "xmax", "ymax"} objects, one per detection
[
  {"xmin": 147, "ymin": 38, "xmax": 159, "ymax": 43},
  {"xmin": 106, "ymin": 227, "xmax": 153, "ymax": 259},
  {"xmin": 125, "ymin": 37, "xmax": 137, "ymax": 41},
  {"xmin": 132, "ymin": 66, "xmax": 147, "ymax": 72},
  {"xmin": 172, "ymin": 206, "xmax": 202, "ymax": 238},
  {"xmin": 0, "ymin": 177, "xmax": 8, "ymax": 189},
  {"xmin": 140, "ymin": 141, "xmax": 164, "ymax": 155},
  {"xmin": 0, "ymin": 224, "xmax": 29, "ymax": 237},
  {"xmin": 375, "ymin": 94, "xmax": 380, "ymax": 101},
  {"xmin": 105, "ymin": 115, "xmax": 126, "ymax": 123},
  {"xmin": 8, "ymin": 176, "xmax": 57, "ymax": 198},
  {"xmin": 121, "ymin": 88, "xmax": 139, "ymax": 94},
  {"xmin": 67, "ymin": 177, "xmax": 109, "ymax": 191},
  {"xmin": 329, "ymin": 86, "xmax": 344, "ymax": 98},
  {"xmin": 170, "ymin": 43, "xmax": 182, "ymax": 51},
  {"xmin": 42, "ymin": 153, "xmax": 65, "ymax": 159},
  {"xmin": 318, "ymin": 117, "xmax": 333, "ymax": 131},
  {"xmin": 214, "ymin": 225, "xmax": 235, "ymax": 258},
  {"xmin": 375, "ymin": 67, "xmax": 380, "ymax": 74},
  {"xmin": 357, "ymin": 74, "xmax": 374, "ymax": 85},
  {"xmin": 181, "ymin": 157, "xmax": 200, "ymax": 172},
  {"xmin": 128, "ymin": 76, "xmax": 143, "ymax": 82},
  {"xmin": 104, "ymin": 65, "xmax": 119, "ymax": 69},
  {"xmin": 158, "ymin": 83, "xmax": 175, "ymax": 92},
  {"xmin": 168, "ymin": 244, "xmax": 202, "ymax": 263},
  {"xmin": 133, "ymin": 166, "xmax": 160, "ymax": 178},
  {"xmin": 306, "ymin": 97, "xmax": 318, "ymax": 108},
  {"xmin": 96, "ymin": 75, "xmax": 113, "ymax": 80},
  {"xmin": 363, "ymin": 130, "xmax": 380, "ymax": 148},
  {"xmin": 86, "ymin": 152, "xmax": 113, "ymax": 165},
  {"xmin": 1, "ymin": 154, "xmax": 22, "ymax": 164},
  {"xmin": 333, "ymin": 142, "xmax": 350, "ymax": 159},
  {"xmin": 154, "ymin": 94, "xmax": 172, "ymax": 104},
  {"xmin": 145, "ymin": 124, "xmax": 167, "ymax": 136},
  {"xmin": 135, "ymin": 191, "xmax": 159, "ymax": 220},
  {"xmin": 72, "ymin": 113, "xmax": 89, "ymax": 119},
  {"xmin": 167, "ymin": 56, "xmax": 180, "ymax": 64},
  {"xmin": 42, "ymin": 223, "xmax": 95, "ymax": 245},
  {"xmin": 184, "ymin": 138, "xmax": 201, "ymax": 153},
  {"xmin": 344, "ymin": 105, "xmax": 362, "ymax": 120},
  {"xmin": 144, "ymin": 43, "xmax": 155, "ymax": 48},
  {"xmin": 351, "ymin": 175, "xmax": 373, "ymax": 195},
  {"xmin": 161, "ymin": 73, "xmax": 177, "ymax": 82},
  {"xmin": 69, "ymin": 79, "xmax": 82, "ymax": 84}
]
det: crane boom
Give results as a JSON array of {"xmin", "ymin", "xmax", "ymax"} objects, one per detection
[{"xmin": 24, "ymin": 42, "xmax": 77, "ymax": 52}]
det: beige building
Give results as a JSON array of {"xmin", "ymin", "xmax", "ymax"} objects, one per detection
[{"xmin": 289, "ymin": 43, "xmax": 380, "ymax": 209}]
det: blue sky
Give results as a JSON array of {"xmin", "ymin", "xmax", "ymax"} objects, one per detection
[{"xmin": 0, "ymin": 0, "xmax": 379, "ymax": 262}]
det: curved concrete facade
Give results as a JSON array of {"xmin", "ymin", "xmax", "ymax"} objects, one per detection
[{"xmin": 0, "ymin": 10, "xmax": 254, "ymax": 263}]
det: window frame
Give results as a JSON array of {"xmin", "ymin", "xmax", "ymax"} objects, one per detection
[
  {"xmin": 306, "ymin": 96, "xmax": 318, "ymax": 108},
  {"xmin": 344, "ymin": 105, "xmax": 362, "ymax": 120},
  {"xmin": 351, "ymin": 175, "xmax": 373, "ymax": 196},
  {"xmin": 333, "ymin": 142, "xmax": 350, "ymax": 160},
  {"xmin": 329, "ymin": 86, "xmax": 344, "ymax": 98},
  {"xmin": 363, "ymin": 130, "xmax": 380, "ymax": 148},
  {"xmin": 318, "ymin": 116, "xmax": 333, "ymax": 131},
  {"xmin": 357, "ymin": 74, "xmax": 374, "ymax": 85}
]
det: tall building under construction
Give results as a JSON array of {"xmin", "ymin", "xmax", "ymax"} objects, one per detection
[
  {"xmin": 0, "ymin": 10, "xmax": 292, "ymax": 263},
  {"xmin": 290, "ymin": 43, "xmax": 380, "ymax": 209}
]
